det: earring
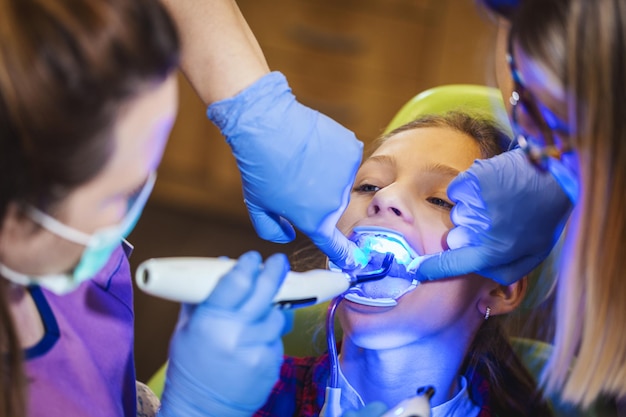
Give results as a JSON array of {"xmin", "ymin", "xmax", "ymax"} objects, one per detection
[{"xmin": 484, "ymin": 307, "xmax": 491, "ymax": 320}]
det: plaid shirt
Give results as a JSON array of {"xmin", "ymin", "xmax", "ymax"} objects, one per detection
[{"xmin": 254, "ymin": 353, "xmax": 494, "ymax": 417}]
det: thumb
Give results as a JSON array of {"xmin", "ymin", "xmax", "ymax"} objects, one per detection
[
  {"xmin": 414, "ymin": 246, "xmax": 490, "ymax": 281},
  {"xmin": 310, "ymin": 227, "xmax": 367, "ymax": 270},
  {"xmin": 246, "ymin": 203, "xmax": 296, "ymax": 243}
]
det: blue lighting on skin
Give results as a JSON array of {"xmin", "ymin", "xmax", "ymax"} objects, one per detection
[
  {"xmin": 329, "ymin": 226, "xmax": 421, "ymax": 304},
  {"xmin": 350, "ymin": 226, "xmax": 418, "ymax": 276},
  {"xmin": 358, "ymin": 234, "xmax": 415, "ymax": 266}
]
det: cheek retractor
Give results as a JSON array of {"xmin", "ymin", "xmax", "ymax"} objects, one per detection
[{"xmin": 333, "ymin": 226, "xmax": 422, "ymax": 307}]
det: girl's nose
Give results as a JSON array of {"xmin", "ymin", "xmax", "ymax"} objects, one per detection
[{"xmin": 366, "ymin": 185, "xmax": 413, "ymax": 223}]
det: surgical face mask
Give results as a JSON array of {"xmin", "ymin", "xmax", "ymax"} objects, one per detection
[
  {"xmin": 331, "ymin": 226, "xmax": 421, "ymax": 307},
  {"xmin": 0, "ymin": 172, "xmax": 156, "ymax": 295}
]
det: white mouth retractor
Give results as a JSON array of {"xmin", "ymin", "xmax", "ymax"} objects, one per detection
[{"xmin": 333, "ymin": 226, "xmax": 421, "ymax": 307}]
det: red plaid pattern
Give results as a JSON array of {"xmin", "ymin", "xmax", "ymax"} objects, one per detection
[{"xmin": 254, "ymin": 353, "xmax": 495, "ymax": 417}]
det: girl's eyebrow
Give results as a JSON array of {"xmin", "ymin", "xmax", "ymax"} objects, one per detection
[
  {"xmin": 366, "ymin": 155, "xmax": 460, "ymax": 179},
  {"xmin": 417, "ymin": 162, "xmax": 461, "ymax": 179},
  {"xmin": 364, "ymin": 154, "xmax": 396, "ymax": 168}
]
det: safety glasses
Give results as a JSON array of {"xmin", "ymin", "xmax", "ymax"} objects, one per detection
[{"xmin": 507, "ymin": 32, "xmax": 573, "ymax": 171}]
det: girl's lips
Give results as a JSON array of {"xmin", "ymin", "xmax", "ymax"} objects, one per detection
[
  {"xmin": 330, "ymin": 226, "xmax": 422, "ymax": 307},
  {"xmin": 350, "ymin": 223, "xmax": 422, "ymax": 256}
]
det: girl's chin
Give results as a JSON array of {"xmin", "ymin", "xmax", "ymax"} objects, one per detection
[{"xmin": 343, "ymin": 277, "xmax": 419, "ymax": 307}]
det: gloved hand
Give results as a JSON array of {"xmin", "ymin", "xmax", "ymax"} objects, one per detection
[
  {"xmin": 158, "ymin": 251, "xmax": 291, "ymax": 417},
  {"xmin": 342, "ymin": 403, "xmax": 389, "ymax": 417},
  {"xmin": 207, "ymin": 72, "xmax": 366, "ymax": 270},
  {"xmin": 415, "ymin": 148, "xmax": 572, "ymax": 285}
]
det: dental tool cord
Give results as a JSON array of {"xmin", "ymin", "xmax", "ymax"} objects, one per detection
[{"xmin": 326, "ymin": 295, "xmax": 344, "ymax": 389}]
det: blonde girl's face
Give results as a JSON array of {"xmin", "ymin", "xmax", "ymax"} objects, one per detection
[{"xmin": 336, "ymin": 126, "xmax": 492, "ymax": 349}]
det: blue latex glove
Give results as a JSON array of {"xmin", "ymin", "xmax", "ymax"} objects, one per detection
[
  {"xmin": 342, "ymin": 403, "xmax": 389, "ymax": 417},
  {"xmin": 415, "ymin": 148, "xmax": 572, "ymax": 285},
  {"xmin": 158, "ymin": 251, "xmax": 291, "ymax": 417},
  {"xmin": 207, "ymin": 72, "xmax": 366, "ymax": 270}
]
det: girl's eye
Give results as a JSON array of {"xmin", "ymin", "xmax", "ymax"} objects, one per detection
[
  {"xmin": 354, "ymin": 183, "xmax": 381, "ymax": 193},
  {"xmin": 427, "ymin": 197, "xmax": 453, "ymax": 210}
]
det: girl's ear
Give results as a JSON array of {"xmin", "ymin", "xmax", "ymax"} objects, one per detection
[{"xmin": 476, "ymin": 276, "xmax": 528, "ymax": 318}]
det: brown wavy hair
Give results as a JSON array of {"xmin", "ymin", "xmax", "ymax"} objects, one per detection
[{"xmin": 0, "ymin": 0, "xmax": 179, "ymax": 415}]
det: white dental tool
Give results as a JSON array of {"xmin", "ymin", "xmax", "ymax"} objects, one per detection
[{"xmin": 135, "ymin": 254, "xmax": 394, "ymax": 308}]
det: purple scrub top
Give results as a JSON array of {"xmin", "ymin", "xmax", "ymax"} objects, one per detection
[{"xmin": 24, "ymin": 243, "xmax": 137, "ymax": 417}]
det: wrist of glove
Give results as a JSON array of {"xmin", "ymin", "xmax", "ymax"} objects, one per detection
[{"xmin": 158, "ymin": 360, "xmax": 260, "ymax": 417}]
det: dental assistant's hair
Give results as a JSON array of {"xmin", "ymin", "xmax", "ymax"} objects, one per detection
[
  {"xmin": 381, "ymin": 112, "xmax": 552, "ymax": 416},
  {"xmin": 504, "ymin": 0, "xmax": 626, "ymax": 406},
  {"xmin": 0, "ymin": 0, "xmax": 180, "ymax": 415}
]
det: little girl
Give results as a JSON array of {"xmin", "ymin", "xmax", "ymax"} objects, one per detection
[{"xmin": 255, "ymin": 111, "xmax": 552, "ymax": 417}]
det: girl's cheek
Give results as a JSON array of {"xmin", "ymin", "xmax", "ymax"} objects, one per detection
[{"xmin": 421, "ymin": 221, "xmax": 451, "ymax": 254}]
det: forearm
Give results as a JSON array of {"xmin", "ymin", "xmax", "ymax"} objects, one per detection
[{"xmin": 161, "ymin": 0, "xmax": 270, "ymax": 105}]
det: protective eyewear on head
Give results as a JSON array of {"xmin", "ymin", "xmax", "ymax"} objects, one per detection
[
  {"xmin": 507, "ymin": 33, "xmax": 573, "ymax": 167},
  {"xmin": 507, "ymin": 33, "xmax": 579, "ymax": 202}
]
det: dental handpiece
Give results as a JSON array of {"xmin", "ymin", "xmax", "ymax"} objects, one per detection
[{"xmin": 135, "ymin": 254, "xmax": 394, "ymax": 309}]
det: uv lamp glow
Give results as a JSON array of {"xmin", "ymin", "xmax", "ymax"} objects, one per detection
[{"xmin": 337, "ymin": 226, "xmax": 421, "ymax": 307}]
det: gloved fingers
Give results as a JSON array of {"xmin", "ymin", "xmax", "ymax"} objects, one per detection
[
  {"xmin": 247, "ymin": 203, "xmax": 296, "ymax": 243},
  {"xmin": 415, "ymin": 245, "xmax": 534, "ymax": 285},
  {"xmin": 203, "ymin": 251, "xmax": 263, "ymax": 311},
  {"xmin": 312, "ymin": 227, "xmax": 367, "ymax": 270},
  {"xmin": 237, "ymin": 308, "xmax": 289, "ymax": 345},
  {"xmin": 445, "ymin": 224, "xmax": 483, "ymax": 251},
  {"xmin": 342, "ymin": 402, "xmax": 388, "ymax": 417},
  {"xmin": 413, "ymin": 247, "xmax": 488, "ymax": 281},
  {"xmin": 449, "ymin": 201, "xmax": 491, "ymax": 230},
  {"xmin": 175, "ymin": 303, "xmax": 194, "ymax": 329},
  {"xmin": 172, "ymin": 308, "xmax": 287, "ymax": 357},
  {"xmin": 238, "ymin": 252, "xmax": 290, "ymax": 317},
  {"xmin": 446, "ymin": 169, "xmax": 483, "ymax": 207}
]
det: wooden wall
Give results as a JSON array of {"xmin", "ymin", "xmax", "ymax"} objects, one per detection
[{"xmin": 150, "ymin": 0, "xmax": 499, "ymax": 223}]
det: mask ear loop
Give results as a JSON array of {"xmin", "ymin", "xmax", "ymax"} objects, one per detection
[
  {"xmin": 26, "ymin": 171, "xmax": 157, "ymax": 247},
  {"xmin": 0, "ymin": 263, "xmax": 36, "ymax": 286},
  {"xmin": 28, "ymin": 207, "xmax": 92, "ymax": 245}
]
